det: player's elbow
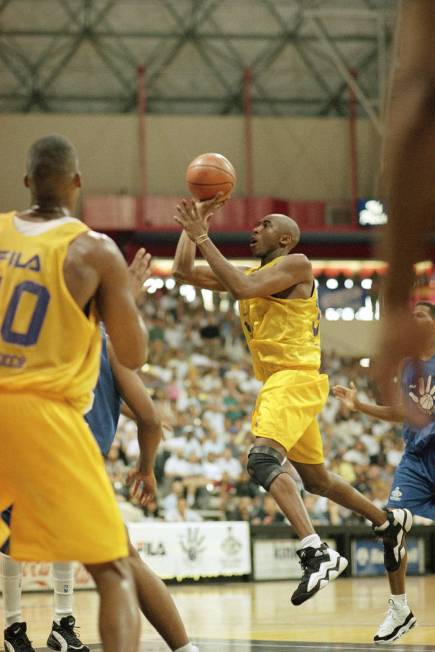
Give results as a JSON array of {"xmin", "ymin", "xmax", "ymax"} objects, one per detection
[
  {"xmin": 138, "ymin": 413, "xmax": 162, "ymax": 438},
  {"xmin": 232, "ymin": 283, "xmax": 255, "ymax": 300},
  {"xmin": 116, "ymin": 335, "xmax": 148, "ymax": 369}
]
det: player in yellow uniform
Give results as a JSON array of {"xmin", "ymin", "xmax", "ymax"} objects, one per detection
[
  {"xmin": 0, "ymin": 134, "xmax": 148, "ymax": 652},
  {"xmin": 172, "ymin": 198, "xmax": 411, "ymax": 605}
]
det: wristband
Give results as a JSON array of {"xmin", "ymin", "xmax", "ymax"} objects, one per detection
[{"xmin": 195, "ymin": 233, "xmax": 210, "ymax": 245}]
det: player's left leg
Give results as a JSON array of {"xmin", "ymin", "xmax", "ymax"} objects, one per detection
[
  {"xmin": 127, "ymin": 538, "xmax": 199, "ymax": 652},
  {"xmin": 374, "ymin": 551, "xmax": 417, "ymax": 645},
  {"xmin": 374, "ymin": 449, "xmax": 435, "ymax": 644},
  {"xmin": 290, "ymin": 459, "xmax": 412, "ymax": 572},
  {"xmin": 47, "ymin": 562, "xmax": 90, "ymax": 652}
]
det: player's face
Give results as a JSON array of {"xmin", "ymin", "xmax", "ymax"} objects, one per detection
[
  {"xmin": 413, "ymin": 304, "xmax": 435, "ymax": 330},
  {"xmin": 249, "ymin": 217, "xmax": 280, "ymax": 256}
]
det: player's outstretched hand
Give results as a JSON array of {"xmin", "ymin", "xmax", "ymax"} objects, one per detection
[
  {"xmin": 332, "ymin": 382, "xmax": 357, "ymax": 411},
  {"xmin": 374, "ymin": 307, "xmax": 432, "ymax": 404},
  {"xmin": 127, "ymin": 466, "xmax": 157, "ymax": 506},
  {"xmin": 129, "ymin": 247, "xmax": 152, "ymax": 302}
]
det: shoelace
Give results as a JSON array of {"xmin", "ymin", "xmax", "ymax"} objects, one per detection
[{"xmin": 62, "ymin": 621, "xmax": 83, "ymax": 643}]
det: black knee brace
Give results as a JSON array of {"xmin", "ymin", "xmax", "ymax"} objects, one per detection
[{"xmin": 247, "ymin": 445, "xmax": 286, "ymax": 491}]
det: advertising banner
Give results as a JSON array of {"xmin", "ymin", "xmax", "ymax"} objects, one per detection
[
  {"xmin": 253, "ymin": 538, "xmax": 336, "ymax": 581},
  {"xmin": 351, "ymin": 537, "xmax": 425, "ymax": 576},
  {"xmin": 21, "ymin": 521, "xmax": 251, "ymax": 591}
]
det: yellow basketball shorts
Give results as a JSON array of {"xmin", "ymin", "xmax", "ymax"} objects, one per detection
[
  {"xmin": 0, "ymin": 392, "xmax": 128, "ymax": 563},
  {"xmin": 251, "ymin": 369, "xmax": 329, "ymax": 464}
]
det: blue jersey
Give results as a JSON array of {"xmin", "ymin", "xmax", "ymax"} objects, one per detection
[
  {"xmin": 85, "ymin": 332, "xmax": 121, "ymax": 456},
  {"xmin": 401, "ymin": 355, "xmax": 435, "ymax": 453}
]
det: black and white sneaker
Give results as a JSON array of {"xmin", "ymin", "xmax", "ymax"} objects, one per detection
[
  {"xmin": 373, "ymin": 508, "xmax": 412, "ymax": 572},
  {"xmin": 47, "ymin": 616, "xmax": 89, "ymax": 651},
  {"xmin": 291, "ymin": 543, "xmax": 348, "ymax": 606},
  {"xmin": 4, "ymin": 622, "xmax": 35, "ymax": 652},
  {"xmin": 374, "ymin": 599, "xmax": 417, "ymax": 644}
]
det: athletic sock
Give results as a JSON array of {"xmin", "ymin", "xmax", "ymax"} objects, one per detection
[
  {"xmin": 296, "ymin": 534, "xmax": 322, "ymax": 551},
  {"xmin": 52, "ymin": 562, "xmax": 74, "ymax": 623},
  {"xmin": 0, "ymin": 554, "xmax": 23, "ymax": 627},
  {"xmin": 375, "ymin": 518, "xmax": 389, "ymax": 532},
  {"xmin": 174, "ymin": 644, "xmax": 199, "ymax": 652},
  {"xmin": 390, "ymin": 593, "xmax": 407, "ymax": 608}
]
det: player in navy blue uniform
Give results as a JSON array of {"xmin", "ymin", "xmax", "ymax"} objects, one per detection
[
  {"xmin": 1, "ymin": 250, "xmax": 199, "ymax": 652},
  {"xmin": 333, "ymin": 301, "xmax": 435, "ymax": 644}
]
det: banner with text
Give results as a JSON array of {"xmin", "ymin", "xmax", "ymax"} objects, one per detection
[{"xmin": 21, "ymin": 521, "xmax": 251, "ymax": 591}]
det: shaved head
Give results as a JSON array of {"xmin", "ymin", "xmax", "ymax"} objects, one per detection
[{"xmin": 267, "ymin": 214, "xmax": 300, "ymax": 246}]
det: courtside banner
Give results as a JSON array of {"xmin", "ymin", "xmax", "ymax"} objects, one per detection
[
  {"xmin": 351, "ymin": 537, "xmax": 425, "ymax": 576},
  {"xmin": 253, "ymin": 538, "xmax": 336, "ymax": 581},
  {"xmin": 21, "ymin": 521, "xmax": 251, "ymax": 591},
  {"xmin": 127, "ymin": 521, "xmax": 251, "ymax": 579}
]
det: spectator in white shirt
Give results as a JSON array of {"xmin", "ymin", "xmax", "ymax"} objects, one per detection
[
  {"xmin": 165, "ymin": 497, "xmax": 203, "ymax": 522},
  {"xmin": 202, "ymin": 452, "xmax": 223, "ymax": 481},
  {"xmin": 218, "ymin": 447, "xmax": 242, "ymax": 481},
  {"xmin": 164, "ymin": 450, "xmax": 191, "ymax": 479}
]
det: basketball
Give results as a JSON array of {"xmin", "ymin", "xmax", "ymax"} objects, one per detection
[{"xmin": 186, "ymin": 152, "xmax": 236, "ymax": 201}]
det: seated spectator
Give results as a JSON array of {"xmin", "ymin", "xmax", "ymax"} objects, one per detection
[
  {"xmin": 164, "ymin": 449, "xmax": 191, "ymax": 479},
  {"xmin": 218, "ymin": 447, "xmax": 242, "ymax": 482},
  {"xmin": 162, "ymin": 478, "xmax": 186, "ymax": 513},
  {"xmin": 225, "ymin": 496, "xmax": 255, "ymax": 522},
  {"xmin": 202, "ymin": 452, "xmax": 223, "ymax": 481},
  {"xmin": 165, "ymin": 497, "xmax": 203, "ymax": 523},
  {"xmin": 251, "ymin": 495, "xmax": 286, "ymax": 525}
]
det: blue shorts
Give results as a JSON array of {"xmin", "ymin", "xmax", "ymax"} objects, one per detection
[
  {"xmin": 1, "ymin": 506, "xmax": 12, "ymax": 554},
  {"xmin": 387, "ymin": 447, "xmax": 435, "ymax": 520}
]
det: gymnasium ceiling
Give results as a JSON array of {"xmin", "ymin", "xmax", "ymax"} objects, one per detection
[{"xmin": 0, "ymin": 0, "xmax": 396, "ymax": 119}]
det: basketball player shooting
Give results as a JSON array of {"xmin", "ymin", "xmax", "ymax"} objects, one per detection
[{"xmin": 172, "ymin": 196, "xmax": 411, "ymax": 606}]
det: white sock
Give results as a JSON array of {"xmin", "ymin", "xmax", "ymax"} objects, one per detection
[
  {"xmin": 391, "ymin": 593, "xmax": 407, "ymax": 607},
  {"xmin": 0, "ymin": 554, "xmax": 23, "ymax": 627},
  {"xmin": 52, "ymin": 562, "xmax": 74, "ymax": 623},
  {"xmin": 375, "ymin": 518, "xmax": 389, "ymax": 532},
  {"xmin": 174, "ymin": 644, "xmax": 199, "ymax": 652},
  {"xmin": 296, "ymin": 534, "xmax": 322, "ymax": 550}
]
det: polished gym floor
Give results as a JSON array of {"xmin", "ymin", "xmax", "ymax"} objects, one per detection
[{"xmin": 8, "ymin": 576, "xmax": 435, "ymax": 651}]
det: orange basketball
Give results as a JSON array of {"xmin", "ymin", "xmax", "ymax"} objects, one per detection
[{"xmin": 186, "ymin": 153, "xmax": 236, "ymax": 201}]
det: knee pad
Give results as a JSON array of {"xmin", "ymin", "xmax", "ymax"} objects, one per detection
[{"xmin": 247, "ymin": 445, "xmax": 286, "ymax": 490}]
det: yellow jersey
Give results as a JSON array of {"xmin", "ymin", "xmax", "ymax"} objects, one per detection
[
  {"xmin": 239, "ymin": 256, "xmax": 321, "ymax": 381},
  {"xmin": 0, "ymin": 212, "xmax": 101, "ymax": 412}
]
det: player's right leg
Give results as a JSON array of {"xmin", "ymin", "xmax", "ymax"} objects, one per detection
[
  {"xmin": 248, "ymin": 370, "xmax": 347, "ymax": 605},
  {"xmin": 247, "ymin": 437, "xmax": 348, "ymax": 606},
  {"xmin": 127, "ymin": 537, "xmax": 199, "ymax": 652},
  {"xmin": 0, "ymin": 550, "xmax": 35, "ymax": 652}
]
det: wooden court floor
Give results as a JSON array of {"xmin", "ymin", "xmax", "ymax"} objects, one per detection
[{"xmin": 4, "ymin": 576, "xmax": 435, "ymax": 651}]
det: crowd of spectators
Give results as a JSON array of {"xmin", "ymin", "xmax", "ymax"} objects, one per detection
[{"xmin": 105, "ymin": 283, "xmax": 429, "ymax": 527}]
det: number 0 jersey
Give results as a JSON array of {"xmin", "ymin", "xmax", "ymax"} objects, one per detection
[
  {"xmin": 239, "ymin": 256, "xmax": 321, "ymax": 382},
  {"xmin": 0, "ymin": 212, "xmax": 101, "ymax": 413}
]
